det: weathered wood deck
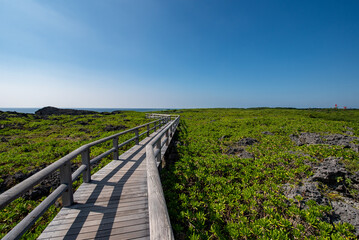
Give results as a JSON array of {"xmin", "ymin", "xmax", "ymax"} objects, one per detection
[{"xmin": 38, "ymin": 129, "xmax": 169, "ymax": 240}]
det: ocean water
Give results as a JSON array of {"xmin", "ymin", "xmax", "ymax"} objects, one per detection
[{"xmin": 0, "ymin": 108, "xmax": 171, "ymax": 114}]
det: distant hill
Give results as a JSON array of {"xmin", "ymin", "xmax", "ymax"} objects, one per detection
[{"xmin": 35, "ymin": 106, "xmax": 97, "ymax": 116}]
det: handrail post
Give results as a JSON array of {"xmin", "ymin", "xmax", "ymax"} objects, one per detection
[
  {"xmin": 147, "ymin": 124, "xmax": 150, "ymax": 137},
  {"xmin": 165, "ymin": 129, "xmax": 169, "ymax": 146},
  {"xmin": 113, "ymin": 137, "xmax": 119, "ymax": 160},
  {"xmin": 60, "ymin": 162, "xmax": 73, "ymax": 207},
  {"xmin": 81, "ymin": 148, "xmax": 91, "ymax": 183},
  {"xmin": 156, "ymin": 139, "xmax": 161, "ymax": 163},
  {"xmin": 135, "ymin": 129, "xmax": 139, "ymax": 145}
]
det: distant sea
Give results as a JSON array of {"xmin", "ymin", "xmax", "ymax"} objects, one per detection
[{"xmin": 0, "ymin": 108, "xmax": 171, "ymax": 114}]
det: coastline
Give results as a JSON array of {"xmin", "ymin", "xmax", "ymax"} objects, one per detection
[{"xmin": 0, "ymin": 107, "xmax": 172, "ymax": 114}]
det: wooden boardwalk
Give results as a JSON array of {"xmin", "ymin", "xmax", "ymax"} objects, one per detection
[{"xmin": 38, "ymin": 129, "xmax": 168, "ymax": 240}]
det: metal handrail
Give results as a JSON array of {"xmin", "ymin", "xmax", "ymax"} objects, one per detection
[
  {"xmin": 146, "ymin": 115, "xmax": 180, "ymax": 240},
  {"xmin": 0, "ymin": 115, "xmax": 171, "ymax": 240}
]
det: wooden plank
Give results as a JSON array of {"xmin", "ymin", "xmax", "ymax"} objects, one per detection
[
  {"xmin": 74, "ymin": 188, "xmax": 148, "ymax": 198},
  {"xmin": 90, "ymin": 167, "xmax": 147, "ymax": 173},
  {"xmin": 131, "ymin": 237, "xmax": 150, "ymax": 240},
  {"xmin": 94, "ymin": 167, "xmax": 148, "ymax": 172},
  {"xmin": 83, "ymin": 180, "xmax": 147, "ymax": 187},
  {"xmin": 73, "ymin": 186, "xmax": 147, "ymax": 198},
  {"xmin": 92, "ymin": 161, "xmax": 146, "ymax": 169},
  {"xmin": 69, "ymin": 198, "xmax": 148, "ymax": 210},
  {"xmin": 54, "ymin": 201, "xmax": 148, "ymax": 219},
  {"xmin": 89, "ymin": 177, "xmax": 147, "ymax": 183},
  {"xmin": 41, "ymin": 224, "xmax": 149, "ymax": 240},
  {"xmin": 74, "ymin": 182, "xmax": 147, "ymax": 191},
  {"xmin": 46, "ymin": 206, "xmax": 148, "ymax": 224},
  {"xmin": 43, "ymin": 212, "xmax": 148, "ymax": 232},
  {"xmin": 39, "ymin": 217, "xmax": 148, "ymax": 239},
  {"xmin": 73, "ymin": 186, "xmax": 147, "ymax": 196},
  {"xmin": 92, "ymin": 170, "xmax": 148, "ymax": 175},
  {"xmin": 48, "ymin": 211, "xmax": 148, "ymax": 230},
  {"xmin": 94, "ymin": 223, "xmax": 149, "ymax": 239},
  {"xmin": 40, "ymin": 229, "xmax": 150, "ymax": 240},
  {"xmin": 90, "ymin": 175, "xmax": 148, "ymax": 181},
  {"xmin": 73, "ymin": 187, "xmax": 147, "ymax": 197},
  {"xmin": 75, "ymin": 192, "xmax": 148, "ymax": 205}
]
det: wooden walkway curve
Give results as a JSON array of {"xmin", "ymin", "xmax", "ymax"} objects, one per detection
[
  {"xmin": 38, "ymin": 126, "xmax": 172, "ymax": 239},
  {"xmin": 0, "ymin": 114, "xmax": 178, "ymax": 240}
]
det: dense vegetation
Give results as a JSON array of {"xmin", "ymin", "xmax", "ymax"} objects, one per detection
[
  {"xmin": 0, "ymin": 111, "xmax": 151, "ymax": 239},
  {"xmin": 161, "ymin": 108, "xmax": 359, "ymax": 239},
  {"xmin": 1, "ymin": 108, "xmax": 359, "ymax": 239}
]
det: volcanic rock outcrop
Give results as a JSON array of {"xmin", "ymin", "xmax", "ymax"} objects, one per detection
[
  {"xmin": 283, "ymin": 157, "xmax": 359, "ymax": 235},
  {"xmin": 226, "ymin": 137, "xmax": 259, "ymax": 159},
  {"xmin": 290, "ymin": 132, "xmax": 359, "ymax": 152},
  {"xmin": 35, "ymin": 106, "xmax": 97, "ymax": 116}
]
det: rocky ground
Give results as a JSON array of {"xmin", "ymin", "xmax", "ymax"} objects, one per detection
[
  {"xmin": 283, "ymin": 157, "xmax": 359, "ymax": 234},
  {"xmin": 0, "ymin": 162, "xmax": 81, "ymax": 201},
  {"xmin": 224, "ymin": 132, "xmax": 359, "ymax": 235},
  {"xmin": 224, "ymin": 137, "xmax": 259, "ymax": 159},
  {"xmin": 286, "ymin": 132, "xmax": 359, "ymax": 234},
  {"xmin": 290, "ymin": 132, "xmax": 359, "ymax": 152}
]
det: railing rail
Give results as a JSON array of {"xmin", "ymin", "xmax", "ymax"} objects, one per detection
[
  {"xmin": 0, "ymin": 115, "xmax": 171, "ymax": 240},
  {"xmin": 146, "ymin": 114, "xmax": 180, "ymax": 240},
  {"xmin": 146, "ymin": 113, "xmax": 175, "ymax": 120}
]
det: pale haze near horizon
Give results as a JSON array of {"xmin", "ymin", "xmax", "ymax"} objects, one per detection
[{"xmin": 1, "ymin": 1, "xmax": 358, "ymax": 109}]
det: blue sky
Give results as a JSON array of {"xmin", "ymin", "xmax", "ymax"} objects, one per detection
[{"xmin": 1, "ymin": 0, "xmax": 358, "ymax": 108}]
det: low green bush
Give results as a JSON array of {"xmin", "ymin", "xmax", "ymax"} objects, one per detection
[{"xmin": 162, "ymin": 108, "xmax": 359, "ymax": 239}]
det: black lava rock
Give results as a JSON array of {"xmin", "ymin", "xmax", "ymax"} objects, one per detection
[
  {"xmin": 103, "ymin": 125, "xmax": 127, "ymax": 132},
  {"xmin": 311, "ymin": 157, "xmax": 348, "ymax": 185},
  {"xmin": 236, "ymin": 137, "xmax": 259, "ymax": 146},
  {"xmin": 35, "ymin": 106, "xmax": 97, "ymax": 116}
]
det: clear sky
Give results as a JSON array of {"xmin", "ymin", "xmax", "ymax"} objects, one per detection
[{"xmin": 1, "ymin": 0, "xmax": 358, "ymax": 108}]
